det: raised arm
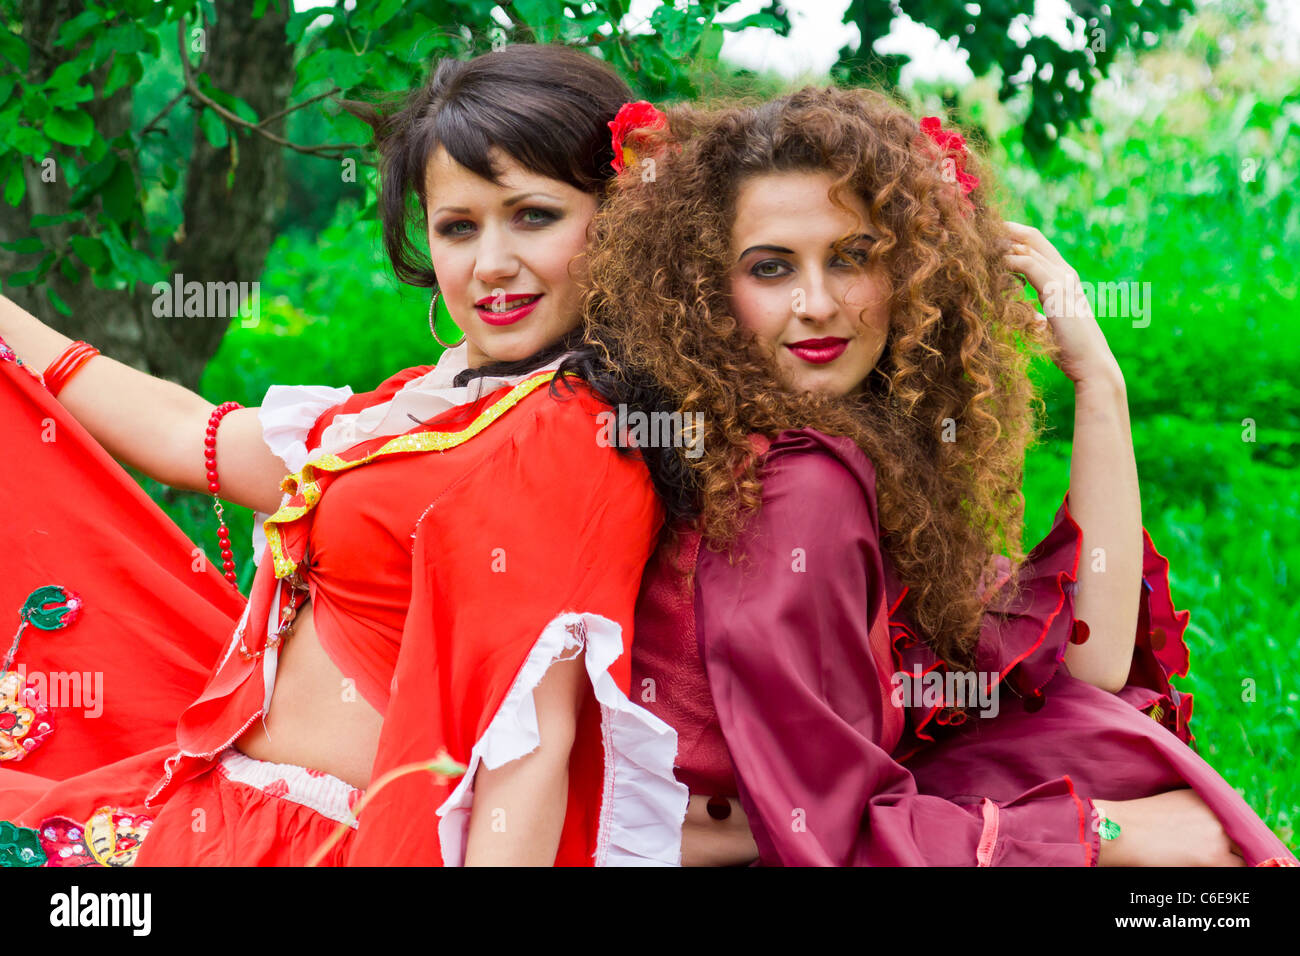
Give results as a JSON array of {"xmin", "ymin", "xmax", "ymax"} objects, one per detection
[
  {"xmin": 2, "ymin": 294, "xmax": 287, "ymax": 514},
  {"xmin": 1004, "ymin": 223, "xmax": 1143, "ymax": 693}
]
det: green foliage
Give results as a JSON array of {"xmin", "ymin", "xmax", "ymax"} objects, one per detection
[
  {"xmin": 0, "ymin": 0, "xmax": 793, "ymax": 301},
  {"xmin": 1000, "ymin": 8, "xmax": 1298, "ymax": 846},
  {"xmin": 836, "ymin": 0, "xmax": 1196, "ymax": 162}
]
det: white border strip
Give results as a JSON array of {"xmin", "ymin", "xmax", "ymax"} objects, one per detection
[{"xmin": 435, "ymin": 612, "xmax": 688, "ymax": 866}]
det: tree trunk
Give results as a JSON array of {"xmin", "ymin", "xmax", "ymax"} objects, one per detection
[{"xmin": 0, "ymin": 0, "xmax": 292, "ymax": 391}]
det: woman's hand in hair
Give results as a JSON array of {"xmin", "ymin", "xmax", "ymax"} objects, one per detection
[{"xmin": 1002, "ymin": 221, "xmax": 1124, "ymax": 390}]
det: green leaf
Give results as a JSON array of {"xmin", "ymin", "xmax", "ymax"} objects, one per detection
[
  {"xmin": 0, "ymin": 27, "xmax": 29, "ymax": 71},
  {"xmin": 356, "ymin": 0, "xmax": 404, "ymax": 32},
  {"xmin": 47, "ymin": 83, "xmax": 95, "ymax": 108},
  {"xmin": 58, "ymin": 256, "xmax": 81, "ymax": 283},
  {"xmin": 0, "ymin": 74, "xmax": 15, "ymax": 109},
  {"xmin": 7, "ymin": 126, "xmax": 47, "ymax": 159},
  {"xmin": 69, "ymin": 234, "xmax": 109, "ymax": 271},
  {"xmin": 45, "ymin": 286, "xmax": 73, "ymax": 316},
  {"xmin": 20, "ymin": 87, "xmax": 50, "ymax": 123},
  {"xmin": 99, "ymin": 161, "xmax": 137, "ymax": 224},
  {"xmin": 45, "ymin": 109, "xmax": 95, "ymax": 147},
  {"xmin": 4, "ymin": 164, "xmax": 25, "ymax": 206},
  {"xmin": 0, "ymin": 237, "xmax": 43, "ymax": 254},
  {"xmin": 46, "ymin": 56, "xmax": 91, "ymax": 90},
  {"xmin": 294, "ymin": 48, "xmax": 367, "ymax": 95},
  {"xmin": 697, "ymin": 23, "xmax": 724, "ymax": 61},
  {"xmin": 287, "ymin": 8, "xmax": 333, "ymax": 44},
  {"xmin": 104, "ymin": 53, "xmax": 143, "ymax": 98},
  {"xmin": 6, "ymin": 252, "xmax": 55, "ymax": 288},
  {"xmin": 30, "ymin": 212, "xmax": 83, "ymax": 227},
  {"xmin": 68, "ymin": 155, "xmax": 120, "ymax": 208},
  {"xmin": 55, "ymin": 10, "xmax": 105, "ymax": 48},
  {"xmin": 98, "ymin": 22, "xmax": 150, "ymax": 57},
  {"xmin": 198, "ymin": 107, "xmax": 229, "ymax": 148}
]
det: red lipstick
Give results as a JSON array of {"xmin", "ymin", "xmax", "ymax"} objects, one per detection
[
  {"xmin": 786, "ymin": 337, "xmax": 848, "ymax": 364},
  {"xmin": 475, "ymin": 293, "xmax": 543, "ymax": 327}
]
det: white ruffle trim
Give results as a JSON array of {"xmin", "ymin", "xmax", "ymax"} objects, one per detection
[
  {"xmin": 436, "ymin": 611, "xmax": 688, "ymax": 867},
  {"xmin": 249, "ymin": 383, "xmax": 354, "ymax": 567}
]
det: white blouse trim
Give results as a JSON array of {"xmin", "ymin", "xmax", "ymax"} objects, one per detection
[
  {"xmin": 436, "ymin": 611, "xmax": 688, "ymax": 866},
  {"xmin": 250, "ymin": 383, "xmax": 354, "ymax": 567},
  {"xmin": 248, "ymin": 343, "xmax": 571, "ymax": 567}
]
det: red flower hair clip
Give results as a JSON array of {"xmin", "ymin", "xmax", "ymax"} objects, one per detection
[
  {"xmin": 608, "ymin": 100, "xmax": 669, "ymax": 175},
  {"xmin": 919, "ymin": 116, "xmax": 980, "ymax": 198}
]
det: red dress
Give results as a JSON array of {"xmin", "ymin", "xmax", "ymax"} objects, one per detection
[
  {"xmin": 632, "ymin": 429, "xmax": 1298, "ymax": 866},
  {"xmin": 0, "ymin": 347, "xmax": 687, "ymax": 866}
]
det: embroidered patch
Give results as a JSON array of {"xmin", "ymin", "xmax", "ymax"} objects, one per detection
[
  {"xmin": 38, "ymin": 807, "xmax": 153, "ymax": 867},
  {"xmin": 0, "ymin": 820, "xmax": 46, "ymax": 866},
  {"xmin": 0, "ymin": 670, "xmax": 54, "ymax": 762}
]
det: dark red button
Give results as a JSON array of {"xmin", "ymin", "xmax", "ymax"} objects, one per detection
[{"xmin": 1070, "ymin": 620, "xmax": 1091, "ymax": 645}]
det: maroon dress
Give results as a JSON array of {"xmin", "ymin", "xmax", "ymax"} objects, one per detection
[{"xmin": 631, "ymin": 428, "xmax": 1298, "ymax": 866}]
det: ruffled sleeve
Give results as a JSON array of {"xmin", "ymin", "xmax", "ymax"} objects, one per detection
[
  {"xmin": 344, "ymin": 378, "xmax": 687, "ymax": 866},
  {"xmin": 248, "ymin": 384, "xmax": 354, "ymax": 567},
  {"xmin": 698, "ymin": 429, "xmax": 1100, "ymax": 866},
  {"xmin": 972, "ymin": 492, "xmax": 1195, "ymax": 744}
]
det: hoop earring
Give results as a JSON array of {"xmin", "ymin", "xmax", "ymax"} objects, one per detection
[{"xmin": 429, "ymin": 291, "xmax": 465, "ymax": 349}]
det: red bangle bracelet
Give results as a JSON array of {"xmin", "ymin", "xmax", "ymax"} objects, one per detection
[
  {"xmin": 43, "ymin": 341, "xmax": 100, "ymax": 398},
  {"xmin": 44, "ymin": 342, "xmax": 97, "ymax": 391}
]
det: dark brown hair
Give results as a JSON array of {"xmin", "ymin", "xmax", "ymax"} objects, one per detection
[
  {"xmin": 581, "ymin": 86, "xmax": 1055, "ymax": 671},
  {"xmin": 343, "ymin": 44, "xmax": 633, "ymax": 290},
  {"xmin": 343, "ymin": 45, "xmax": 697, "ymax": 523}
]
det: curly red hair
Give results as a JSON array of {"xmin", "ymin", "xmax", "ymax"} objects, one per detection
[{"xmin": 581, "ymin": 85, "xmax": 1059, "ymax": 671}]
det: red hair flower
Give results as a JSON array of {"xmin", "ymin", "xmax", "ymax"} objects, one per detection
[
  {"xmin": 608, "ymin": 100, "xmax": 669, "ymax": 174},
  {"xmin": 919, "ymin": 116, "xmax": 980, "ymax": 197}
]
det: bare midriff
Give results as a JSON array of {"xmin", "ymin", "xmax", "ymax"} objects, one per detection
[
  {"xmin": 233, "ymin": 598, "xmax": 385, "ymax": 790},
  {"xmin": 681, "ymin": 795, "xmax": 759, "ymax": 866}
]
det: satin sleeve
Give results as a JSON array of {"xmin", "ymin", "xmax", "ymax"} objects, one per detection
[
  {"xmin": 697, "ymin": 435, "xmax": 1102, "ymax": 866},
  {"xmin": 977, "ymin": 491, "xmax": 1195, "ymax": 744}
]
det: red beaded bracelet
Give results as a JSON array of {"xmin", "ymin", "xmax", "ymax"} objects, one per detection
[
  {"xmin": 43, "ymin": 341, "xmax": 100, "ymax": 397},
  {"xmin": 205, "ymin": 401, "xmax": 243, "ymax": 587}
]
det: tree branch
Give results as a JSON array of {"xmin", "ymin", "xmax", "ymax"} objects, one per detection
[
  {"xmin": 256, "ymin": 86, "xmax": 342, "ymax": 129},
  {"xmin": 177, "ymin": 19, "xmax": 364, "ymax": 161},
  {"xmin": 141, "ymin": 89, "xmax": 186, "ymax": 136}
]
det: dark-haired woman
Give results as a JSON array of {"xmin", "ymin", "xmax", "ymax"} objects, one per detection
[
  {"xmin": 0, "ymin": 44, "xmax": 688, "ymax": 867},
  {"xmin": 589, "ymin": 90, "xmax": 1297, "ymax": 866}
]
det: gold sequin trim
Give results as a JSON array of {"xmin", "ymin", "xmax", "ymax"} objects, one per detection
[{"xmin": 264, "ymin": 371, "xmax": 559, "ymax": 579}]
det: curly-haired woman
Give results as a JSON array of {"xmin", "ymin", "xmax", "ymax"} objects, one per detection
[{"xmin": 583, "ymin": 88, "xmax": 1298, "ymax": 866}]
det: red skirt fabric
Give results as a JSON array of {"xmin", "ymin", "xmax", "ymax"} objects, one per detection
[
  {"xmin": 133, "ymin": 749, "xmax": 360, "ymax": 867},
  {"xmin": 0, "ymin": 346, "xmax": 351, "ymax": 865}
]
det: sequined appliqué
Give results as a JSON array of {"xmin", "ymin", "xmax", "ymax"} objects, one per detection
[
  {"xmin": 0, "ymin": 670, "xmax": 54, "ymax": 761},
  {"xmin": 38, "ymin": 807, "xmax": 154, "ymax": 867}
]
